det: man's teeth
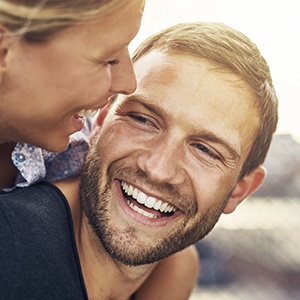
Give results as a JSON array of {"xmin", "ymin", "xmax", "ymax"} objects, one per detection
[
  {"xmin": 77, "ymin": 109, "xmax": 98, "ymax": 118},
  {"xmin": 121, "ymin": 181, "xmax": 177, "ymax": 214},
  {"xmin": 128, "ymin": 202, "xmax": 158, "ymax": 219}
]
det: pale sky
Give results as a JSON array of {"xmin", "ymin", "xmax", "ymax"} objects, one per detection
[{"xmin": 130, "ymin": 0, "xmax": 300, "ymax": 140}]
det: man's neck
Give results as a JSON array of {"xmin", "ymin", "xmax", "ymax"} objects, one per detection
[
  {"xmin": 54, "ymin": 178, "xmax": 156, "ymax": 300},
  {"xmin": 78, "ymin": 218, "xmax": 154, "ymax": 299}
]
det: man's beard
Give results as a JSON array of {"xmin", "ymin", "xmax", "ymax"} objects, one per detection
[{"xmin": 80, "ymin": 146, "xmax": 230, "ymax": 266}]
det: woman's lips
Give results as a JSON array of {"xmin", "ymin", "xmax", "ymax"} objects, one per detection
[
  {"xmin": 77, "ymin": 109, "xmax": 99, "ymax": 118},
  {"xmin": 72, "ymin": 108, "xmax": 99, "ymax": 132}
]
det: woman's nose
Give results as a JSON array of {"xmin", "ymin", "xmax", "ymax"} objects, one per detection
[{"xmin": 109, "ymin": 48, "xmax": 136, "ymax": 95}]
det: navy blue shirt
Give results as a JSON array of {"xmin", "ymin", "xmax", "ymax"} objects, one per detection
[{"xmin": 0, "ymin": 182, "xmax": 88, "ymax": 299}]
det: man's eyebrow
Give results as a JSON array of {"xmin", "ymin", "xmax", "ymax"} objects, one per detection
[
  {"xmin": 124, "ymin": 95, "xmax": 164, "ymax": 118},
  {"xmin": 196, "ymin": 130, "xmax": 241, "ymax": 161}
]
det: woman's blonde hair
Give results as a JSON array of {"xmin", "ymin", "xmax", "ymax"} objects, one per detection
[{"xmin": 0, "ymin": 0, "xmax": 144, "ymax": 42}]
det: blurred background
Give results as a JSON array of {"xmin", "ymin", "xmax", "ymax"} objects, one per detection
[{"xmin": 131, "ymin": 1, "xmax": 300, "ymax": 299}]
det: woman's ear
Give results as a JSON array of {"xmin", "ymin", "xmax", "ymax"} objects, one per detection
[{"xmin": 223, "ymin": 166, "xmax": 266, "ymax": 214}]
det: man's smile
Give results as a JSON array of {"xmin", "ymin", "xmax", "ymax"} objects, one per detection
[{"xmin": 120, "ymin": 180, "xmax": 180, "ymax": 220}]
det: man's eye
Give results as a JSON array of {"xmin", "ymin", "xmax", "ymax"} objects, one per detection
[
  {"xmin": 127, "ymin": 113, "xmax": 159, "ymax": 129},
  {"xmin": 129, "ymin": 114, "xmax": 150, "ymax": 124},
  {"xmin": 107, "ymin": 59, "xmax": 119, "ymax": 65},
  {"xmin": 195, "ymin": 143, "xmax": 220, "ymax": 160}
]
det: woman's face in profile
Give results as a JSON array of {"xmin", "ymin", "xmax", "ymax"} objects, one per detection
[{"xmin": 0, "ymin": 0, "xmax": 144, "ymax": 151}]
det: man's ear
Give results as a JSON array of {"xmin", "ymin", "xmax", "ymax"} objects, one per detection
[
  {"xmin": 95, "ymin": 102, "xmax": 110, "ymax": 126},
  {"xmin": 0, "ymin": 25, "xmax": 11, "ymax": 68},
  {"xmin": 89, "ymin": 103, "xmax": 111, "ymax": 143},
  {"xmin": 223, "ymin": 166, "xmax": 266, "ymax": 214}
]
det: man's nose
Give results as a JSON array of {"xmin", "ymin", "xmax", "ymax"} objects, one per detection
[
  {"xmin": 109, "ymin": 48, "xmax": 136, "ymax": 95},
  {"xmin": 137, "ymin": 139, "xmax": 186, "ymax": 185}
]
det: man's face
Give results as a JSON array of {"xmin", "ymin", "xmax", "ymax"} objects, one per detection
[{"xmin": 81, "ymin": 51, "xmax": 259, "ymax": 265}]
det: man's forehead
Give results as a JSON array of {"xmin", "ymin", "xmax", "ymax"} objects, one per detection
[{"xmin": 133, "ymin": 51, "xmax": 181, "ymax": 86}]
